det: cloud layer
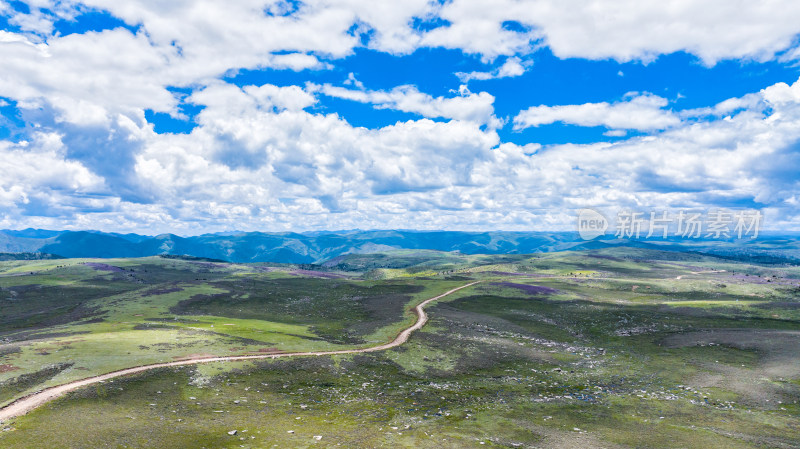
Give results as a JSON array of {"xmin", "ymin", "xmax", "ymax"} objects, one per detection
[
  {"xmin": 513, "ymin": 94, "xmax": 680, "ymax": 132},
  {"xmin": 1, "ymin": 1, "xmax": 800, "ymax": 233}
]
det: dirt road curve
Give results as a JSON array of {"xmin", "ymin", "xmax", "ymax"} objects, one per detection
[{"xmin": 0, "ymin": 281, "xmax": 479, "ymax": 422}]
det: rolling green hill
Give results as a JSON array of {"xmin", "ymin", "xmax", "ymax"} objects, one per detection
[
  {"xmin": 2, "ymin": 229, "xmax": 799, "ymax": 264},
  {"xmin": 1, "ymin": 247, "xmax": 799, "ymax": 448}
]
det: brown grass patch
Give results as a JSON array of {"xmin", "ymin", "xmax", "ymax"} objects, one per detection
[
  {"xmin": 172, "ymin": 353, "xmax": 218, "ymax": 361},
  {"xmin": 0, "ymin": 364, "xmax": 19, "ymax": 373},
  {"xmin": 256, "ymin": 347, "xmax": 282, "ymax": 353}
]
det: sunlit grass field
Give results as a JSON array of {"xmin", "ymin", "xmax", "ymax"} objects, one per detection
[{"xmin": 1, "ymin": 248, "xmax": 799, "ymax": 448}]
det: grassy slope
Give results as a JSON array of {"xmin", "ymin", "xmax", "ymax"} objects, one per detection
[
  {"xmin": 0, "ymin": 257, "xmax": 461, "ymax": 405},
  {"xmin": 1, "ymin": 248, "xmax": 799, "ymax": 448}
]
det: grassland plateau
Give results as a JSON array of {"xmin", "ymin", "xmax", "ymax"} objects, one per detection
[{"xmin": 1, "ymin": 248, "xmax": 799, "ymax": 448}]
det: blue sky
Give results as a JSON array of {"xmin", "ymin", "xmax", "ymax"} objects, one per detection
[{"xmin": 2, "ymin": 1, "xmax": 800, "ymax": 233}]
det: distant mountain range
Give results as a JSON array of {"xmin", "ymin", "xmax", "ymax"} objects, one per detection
[{"xmin": 0, "ymin": 229, "xmax": 798, "ymax": 264}]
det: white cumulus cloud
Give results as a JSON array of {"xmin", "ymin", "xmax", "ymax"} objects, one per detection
[
  {"xmin": 456, "ymin": 57, "xmax": 530, "ymax": 82},
  {"xmin": 428, "ymin": 0, "xmax": 800, "ymax": 64},
  {"xmin": 317, "ymin": 83, "xmax": 499, "ymax": 126},
  {"xmin": 2, "ymin": 1, "xmax": 800, "ymax": 232},
  {"xmin": 513, "ymin": 93, "xmax": 680, "ymax": 131}
]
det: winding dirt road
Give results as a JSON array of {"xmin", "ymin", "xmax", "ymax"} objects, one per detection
[{"xmin": 0, "ymin": 281, "xmax": 479, "ymax": 422}]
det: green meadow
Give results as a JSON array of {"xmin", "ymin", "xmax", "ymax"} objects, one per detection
[{"xmin": 1, "ymin": 249, "xmax": 799, "ymax": 448}]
